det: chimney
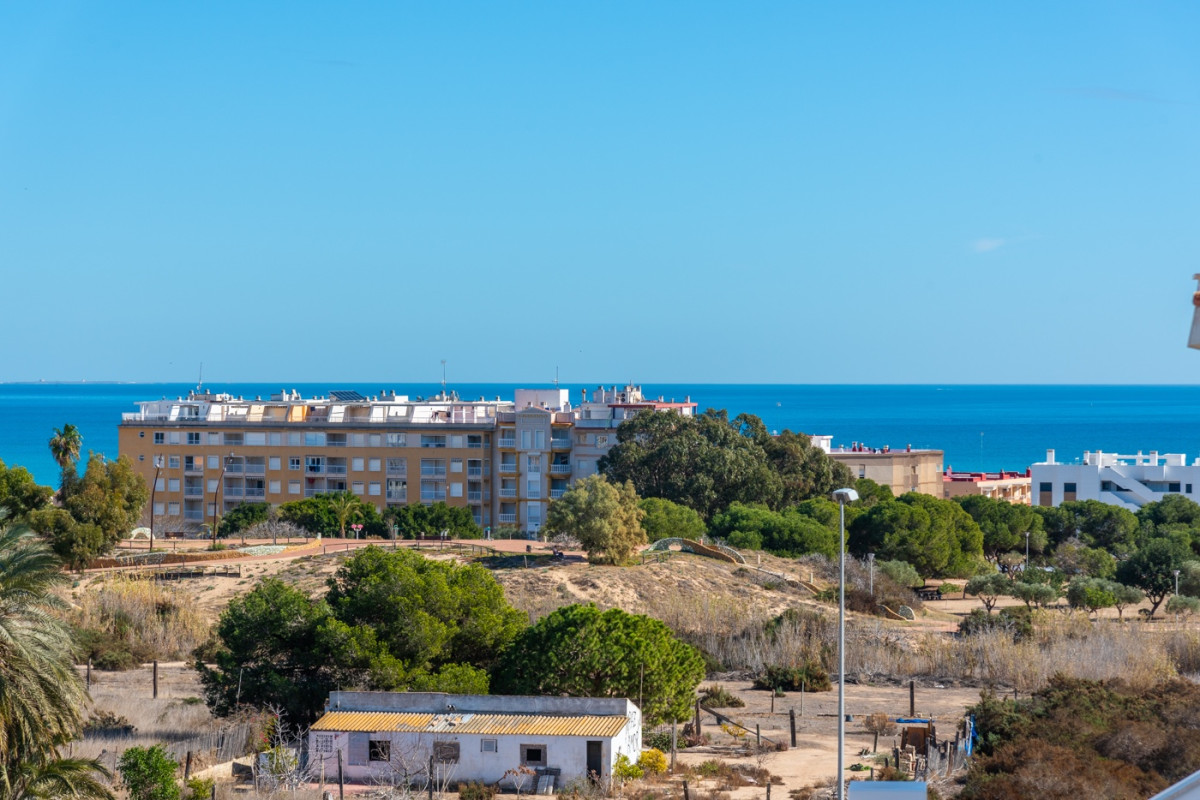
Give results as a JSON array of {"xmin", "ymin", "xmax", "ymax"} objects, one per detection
[{"xmin": 1046, "ymin": 449, "xmax": 1056, "ymax": 464}]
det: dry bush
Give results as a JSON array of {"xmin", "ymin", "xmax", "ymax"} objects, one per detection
[{"xmin": 73, "ymin": 573, "xmax": 211, "ymax": 666}]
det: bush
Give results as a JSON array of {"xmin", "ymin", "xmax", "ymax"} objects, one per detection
[
  {"xmin": 459, "ymin": 781, "xmax": 498, "ymax": 800},
  {"xmin": 614, "ymin": 753, "xmax": 643, "ymax": 781},
  {"xmin": 643, "ymin": 730, "xmax": 673, "ymax": 751},
  {"xmin": 753, "ymin": 660, "xmax": 831, "ymax": 692},
  {"xmin": 878, "ymin": 559, "xmax": 921, "ymax": 588},
  {"xmin": 638, "ymin": 748, "xmax": 668, "ymax": 775},
  {"xmin": 119, "ymin": 744, "xmax": 180, "ymax": 800},
  {"xmin": 957, "ymin": 607, "xmax": 1033, "ymax": 642},
  {"xmin": 699, "ymin": 684, "xmax": 745, "ymax": 708},
  {"xmin": 185, "ymin": 777, "xmax": 214, "ymax": 800},
  {"xmin": 84, "ymin": 709, "xmax": 136, "ymax": 736}
]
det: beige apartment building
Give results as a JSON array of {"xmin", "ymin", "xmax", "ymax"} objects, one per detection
[
  {"xmin": 942, "ymin": 469, "xmax": 1032, "ymax": 504},
  {"xmin": 118, "ymin": 385, "xmax": 695, "ymax": 536},
  {"xmin": 821, "ymin": 442, "xmax": 945, "ymax": 497}
]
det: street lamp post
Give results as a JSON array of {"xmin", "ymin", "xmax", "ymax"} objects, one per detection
[
  {"xmin": 867, "ymin": 552, "xmax": 875, "ymax": 597},
  {"xmin": 150, "ymin": 455, "xmax": 163, "ymax": 552},
  {"xmin": 832, "ymin": 487, "xmax": 859, "ymax": 800},
  {"xmin": 1175, "ymin": 569, "xmax": 1181, "ymax": 597},
  {"xmin": 211, "ymin": 453, "xmax": 234, "ymax": 548}
]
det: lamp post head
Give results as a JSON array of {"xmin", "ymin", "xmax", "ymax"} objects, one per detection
[
  {"xmin": 867, "ymin": 552, "xmax": 875, "ymax": 563},
  {"xmin": 832, "ymin": 488, "xmax": 859, "ymax": 505}
]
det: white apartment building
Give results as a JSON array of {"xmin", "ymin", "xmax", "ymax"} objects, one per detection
[{"xmin": 1030, "ymin": 448, "xmax": 1200, "ymax": 510}]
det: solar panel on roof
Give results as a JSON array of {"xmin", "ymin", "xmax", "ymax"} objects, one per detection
[{"xmin": 329, "ymin": 390, "xmax": 366, "ymax": 402}]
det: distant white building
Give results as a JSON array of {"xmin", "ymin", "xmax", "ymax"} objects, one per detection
[
  {"xmin": 308, "ymin": 692, "xmax": 641, "ymax": 789},
  {"xmin": 1030, "ymin": 449, "xmax": 1200, "ymax": 510}
]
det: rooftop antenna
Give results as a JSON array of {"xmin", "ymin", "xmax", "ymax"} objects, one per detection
[{"xmin": 441, "ymin": 359, "xmax": 447, "ymax": 396}]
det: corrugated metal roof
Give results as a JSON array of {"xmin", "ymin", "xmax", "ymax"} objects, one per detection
[{"xmin": 311, "ymin": 711, "xmax": 628, "ymax": 738}]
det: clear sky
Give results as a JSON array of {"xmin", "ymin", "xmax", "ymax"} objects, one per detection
[{"xmin": 3, "ymin": 3, "xmax": 1200, "ymax": 384}]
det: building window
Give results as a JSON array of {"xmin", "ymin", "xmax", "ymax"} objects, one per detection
[
  {"xmin": 369, "ymin": 740, "xmax": 391, "ymax": 762},
  {"xmin": 421, "ymin": 435, "xmax": 446, "ymax": 449},
  {"xmin": 269, "ymin": 457, "xmax": 281, "ymax": 471},
  {"xmin": 186, "ymin": 433, "xmax": 201, "ymax": 446},
  {"xmin": 168, "ymin": 432, "xmax": 181, "ymax": 444},
  {"xmin": 208, "ymin": 432, "xmax": 222, "ymax": 445},
  {"xmin": 433, "ymin": 741, "xmax": 460, "ymax": 763},
  {"xmin": 1188, "ymin": 484, "xmax": 1193, "ymax": 494},
  {"xmin": 352, "ymin": 482, "xmax": 365, "ymax": 496},
  {"xmin": 421, "ymin": 459, "xmax": 446, "ymax": 477},
  {"xmin": 370, "ymin": 434, "xmax": 383, "ymax": 447},
  {"xmin": 369, "ymin": 482, "xmax": 381, "ymax": 496},
  {"xmin": 1063, "ymin": 482, "xmax": 1077, "ymax": 502},
  {"xmin": 154, "ymin": 432, "xmax": 165, "ymax": 444},
  {"xmin": 307, "ymin": 456, "xmax": 325, "ymax": 473},
  {"xmin": 450, "ymin": 458, "xmax": 463, "ymax": 473},
  {"xmin": 269, "ymin": 480, "xmax": 281, "ymax": 494},
  {"xmin": 269, "ymin": 433, "xmax": 282, "ymax": 446},
  {"xmin": 289, "ymin": 481, "xmax": 301, "ymax": 495},
  {"xmin": 167, "ymin": 502, "xmax": 180, "ymax": 516},
  {"xmin": 246, "ymin": 432, "xmax": 266, "ymax": 446},
  {"xmin": 168, "ymin": 478, "xmax": 180, "ymax": 492},
  {"xmin": 138, "ymin": 431, "xmax": 145, "ymax": 438},
  {"xmin": 352, "ymin": 458, "xmax": 364, "ymax": 472},
  {"xmin": 520, "ymin": 745, "xmax": 546, "ymax": 767},
  {"xmin": 368, "ymin": 458, "xmax": 381, "ymax": 472},
  {"xmin": 481, "ymin": 739, "xmax": 497, "ymax": 753},
  {"xmin": 225, "ymin": 433, "xmax": 243, "ymax": 446},
  {"xmin": 138, "ymin": 454, "xmax": 145, "ymax": 461},
  {"xmin": 289, "ymin": 457, "xmax": 301, "ymax": 471},
  {"xmin": 313, "ymin": 734, "xmax": 334, "ymax": 755},
  {"xmin": 168, "ymin": 456, "xmax": 180, "ymax": 469},
  {"xmin": 305, "ymin": 432, "xmax": 325, "ymax": 446},
  {"xmin": 1169, "ymin": 482, "xmax": 1181, "ymax": 493},
  {"xmin": 386, "ymin": 433, "xmax": 405, "ymax": 447},
  {"xmin": 155, "ymin": 478, "xmax": 165, "ymax": 491},
  {"xmin": 527, "ymin": 456, "xmax": 541, "ymax": 473},
  {"xmin": 288, "ymin": 433, "xmax": 302, "ymax": 446}
]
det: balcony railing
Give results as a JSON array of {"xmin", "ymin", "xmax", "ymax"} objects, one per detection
[
  {"xmin": 499, "ymin": 463, "xmax": 517, "ymax": 474},
  {"xmin": 467, "ymin": 491, "xmax": 482, "ymax": 502},
  {"xmin": 223, "ymin": 487, "xmax": 244, "ymax": 498},
  {"xmin": 184, "ymin": 464, "xmax": 205, "ymax": 475},
  {"xmin": 386, "ymin": 491, "xmax": 407, "ymax": 502},
  {"xmin": 550, "ymin": 489, "xmax": 566, "ymax": 499},
  {"xmin": 245, "ymin": 464, "xmax": 266, "ymax": 476},
  {"xmin": 468, "ymin": 441, "xmax": 484, "ymax": 449},
  {"xmin": 327, "ymin": 465, "xmax": 348, "ymax": 475},
  {"xmin": 183, "ymin": 487, "xmax": 205, "ymax": 498},
  {"xmin": 183, "ymin": 510, "xmax": 204, "ymax": 521},
  {"xmin": 498, "ymin": 513, "xmax": 517, "ymax": 524},
  {"xmin": 498, "ymin": 439, "xmax": 517, "ymax": 449},
  {"xmin": 421, "ymin": 492, "xmax": 447, "ymax": 503},
  {"xmin": 551, "ymin": 438, "xmax": 571, "ymax": 450},
  {"xmin": 499, "ymin": 488, "xmax": 517, "ymax": 498},
  {"xmin": 306, "ymin": 466, "xmax": 325, "ymax": 475},
  {"xmin": 245, "ymin": 488, "xmax": 266, "ymax": 498},
  {"xmin": 549, "ymin": 464, "xmax": 571, "ymax": 475},
  {"xmin": 420, "ymin": 469, "xmax": 447, "ymax": 478},
  {"xmin": 467, "ymin": 467, "xmax": 483, "ymax": 477}
]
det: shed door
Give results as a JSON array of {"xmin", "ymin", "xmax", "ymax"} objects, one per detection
[
  {"xmin": 586, "ymin": 741, "xmax": 603, "ymax": 780},
  {"xmin": 348, "ymin": 732, "xmax": 370, "ymax": 766}
]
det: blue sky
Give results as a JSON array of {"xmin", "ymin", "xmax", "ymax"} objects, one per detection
[{"xmin": 3, "ymin": 2, "xmax": 1200, "ymax": 384}]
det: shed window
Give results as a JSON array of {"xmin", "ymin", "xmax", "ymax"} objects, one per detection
[
  {"xmin": 434, "ymin": 741, "xmax": 460, "ymax": 763},
  {"xmin": 481, "ymin": 739, "xmax": 497, "ymax": 753},
  {"xmin": 369, "ymin": 740, "xmax": 391, "ymax": 763},
  {"xmin": 313, "ymin": 734, "xmax": 334, "ymax": 755},
  {"xmin": 521, "ymin": 745, "xmax": 546, "ymax": 767}
]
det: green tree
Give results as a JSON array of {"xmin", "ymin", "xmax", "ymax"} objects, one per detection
[
  {"xmin": 494, "ymin": 604, "xmax": 705, "ymax": 725},
  {"xmin": 965, "ymin": 573, "xmax": 1011, "ymax": 614},
  {"xmin": 1137, "ymin": 494, "xmax": 1200, "ymax": 533},
  {"xmin": 218, "ymin": 502, "xmax": 271, "ymax": 537},
  {"xmin": 62, "ymin": 454, "xmax": 149, "ymax": 545},
  {"xmin": 48, "ymin": 424, "xmax": 82, "ymax": 489},
  {"xmin": 1167, "ymin": 595, "xmax": 1200, "ymax": 618},
  {"xmin": 0, "ymin": 461, "xmax": 53, "ymax": 522},
  {"xmin": 0, "ymin": 523, "xmax": 112, "ymax": 798},
  {"xmin": 1066, "ymin": 578, "xmax": 1117, "ymax": 617},
  {"xmin": 118, "ymin": 745, "xmax": 179, "ymax": 800},
  {"xmin": 1180, "ymin": 560, "xmax": 1200, "ymax": 597},
  {"xmin": 1052, "ymin": 540, "xmax": 1117, "ymax": 579},
  {"xmin": 638, "ymin": 497, "xmax": 706, "ymax": 542},
  {"xmin": 1106, "ymin": 581, "xmax": 1144, "ymax": 621},
  {"xmin": 599, "ymin": 409, "xmax": 849, "ymax": 519},
  {"xmin": 26, "ymin": 506, "xmax": 106, "ymax": 572},
  {"xmin": 1115, "ymin": 537, "xmax": 1191, "ymax": 618},
  {"xmin": 328, "ymin": 492, "xmax": 364, "ymax": 537},
  {"xmin": 389, "ymin": 502, "xmax": 480, "ymax": 539},
  {"xmin": 197, "ymin": 579, "xmax": 342, "ymax": 725},
  {"xmin": 877, "ymin": 559, "xmax": 921, "ymax": 588},
  {"xmin": 545, "ymin": 475, "xmax": 645, "ymax": 564},
  {"xmin": 709, "ymin": 502, "xmax": 838, "ymax": 559},
  {"xmin": 849, "ymin": 494, "xmax": 984, "ymax": 577},
  {"xmin": 1011, "ymin": 581, "xmax": 1059, "ymax": 610},
  {"xmin": 955, "ymin": 495, "xmax": 1045, "ymax": 562}
]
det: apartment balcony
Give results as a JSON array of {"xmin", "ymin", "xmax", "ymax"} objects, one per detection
[
  {"xmin": 550, "ymin": 489, "xmax": 566, "ymax": 499},
  {"xmin": 386, "ymin": 465, "xmax": 407, "ymax": 476},
  {"xmin": 327, "ymin": 465, "xmax": 348, "ymax": 475},
  {"xmin": 245, "ymin": 488, "xmax": 266, "ymax": 499},
  {"xmin": 244, "ymin": 464, "xmax": 266, "ymax": 476},
  {"xmin": 499, "ymin": 488, "xmax": 517, "ymax": 498},
  {"xmin": 498, "ymin": 438, "xmax": 517, "ymax": 449},
  {"xmin": 498, "ymin": 513, "xmax": 517, "ymax": 524},
  {"xmin": 224, "ymin": 463, "xmax": 244, "ymax": 474},
  {"xmin": 467, "ymin": 441, "xmax": 484, "ymax": 449},
  {"xmin": 183, "ymin": 487, "xmax": 205, "ymax": 499},
  {"xmin": 306, "ymin": 466, "xmax": 325, "ymax": 475},
  {"xmin": 549, "ymin": 464, "xmax": 572, "ymax": 475},
  {"xmin": 183, "ymin": 510, "xmax": 204, "ymax": 521},
  {"xmin": 467, "ymin": 491, "xmax": 482, "ymax": 502},
  {"xmin": 467, "ymin": 467, "xmax": 483, "ymax": 477},
  {"xmin": 184, "ymin": 464, "xmax": 205, "ymax": 475},
  {"xmin": 421, "ymin": 493, "xmax": 447, "ymax": 503},
  {"xmin": 420, "ymin": 469, "xmax": 447, "ymax": 479},
  {"xmin": 499, "ymin": 463, "xmax": 517, "ymax": 474},
  {"xmin": 223, "ymin": 486, "xmax": 244, "ymax": 499},
  {"xmin": 386, "ymin": 491, "xmax": 407, "ymax": 502},
  {"xmin": 551, "ymin": 438, "xmax": 571, "ymax": 450}
]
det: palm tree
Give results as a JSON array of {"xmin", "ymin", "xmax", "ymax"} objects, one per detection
[
  {"xmin": 329, "ymin": 492, "xmax": 363, "ymax": 538},
  {"xmin": 0, "ymin": 521, "xmax": 113, "ymax": 798},
  {"xmin": 48, "ymin": 424, "xmax": 83, "ymax": 490}
]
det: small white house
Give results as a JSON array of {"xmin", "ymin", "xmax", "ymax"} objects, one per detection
[{"xmin": 308, "ymin": 692, "xmax": 641, "ymax": 789}]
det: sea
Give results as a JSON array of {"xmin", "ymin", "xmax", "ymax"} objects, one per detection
[{"xmin": 3, "ymin": 382, "xmax": 1200, "ymax": 488}]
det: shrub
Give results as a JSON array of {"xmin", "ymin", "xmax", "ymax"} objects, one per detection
[
  {"xmin": 643, "ymin": 730, "xmax": 673, "ymax": 751},
  {"xmin": 1167, "ymin": 595, "xmax": 1200, "ymax": 618},
  {"xmin": 84, "ymin": 709, "xmax": 136, "ymax": 736},
  {"xmin": 638, "ymin": 748, "xmax": 668, "ymax": 775},
  {"xmin": 878, "ymin": 559, "xmax": 921, "ymax": 588},
  {"xmin": 459, "ymin": 781, "xmax": 498, "ymax": 800},
  {"xmin": 614, "ymin": 753, "xmax": 643, "ymax": 781},
  {"xmin": 957, "ymin": 607, "xmax": 1033, "ymax": 642},
  {"xmin": 753, "ymin": 660, "xmax": 831, "ymax": 692},
  {"xmin": 185, "ymin": 777, "xmax": 214, "ymax": 800},
  {"xmin": 119, "ymin": 744, "xmax": 180, "ymax": 800},
  {"xmin": 699, "ymin": 684, "xmax": 745, "ymax": 708}
]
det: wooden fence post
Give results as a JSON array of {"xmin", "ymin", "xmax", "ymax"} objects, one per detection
[
  {"xmin": 683, "ymin": 780, "xmax": 690, "ymax": 800},
  {"xmin": 184, "ymin": 750, "xmax": 192, "ymax": 780},
  {"xmin": 152, "ymin": 660, "xmax": 158, "ymax": 699},
  {"xmin": 789, "ymin": 708, "xmax": 797, "ymax": 747},
  {"xmin": 909, "ymin": 680, "xmax": 915, "ymax": 717},
  {"xmin": 337, "ymin": 748, "xmax": 344, "ymax": 800}
]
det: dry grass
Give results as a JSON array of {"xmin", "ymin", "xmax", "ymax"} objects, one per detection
[{"xmin": 72, "ymin": 573, "xmax": 211, "ymax": 663}]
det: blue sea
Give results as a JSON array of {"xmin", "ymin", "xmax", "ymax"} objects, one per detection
[{"xmin": 3, "ymin": 383, "xmax": 1200, "ymax": 488}]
